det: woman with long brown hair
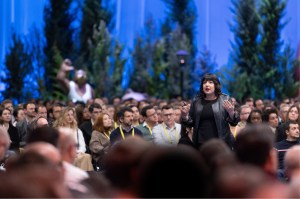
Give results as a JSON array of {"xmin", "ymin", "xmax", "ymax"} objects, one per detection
[{"xmin": 89, "ymin": 112, "xmax": 113, "ymax": 170}]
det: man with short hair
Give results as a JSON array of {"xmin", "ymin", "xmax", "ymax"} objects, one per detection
[
  {"xmin": 49, "ymin": 103, "xmax": 63, "ymax": 126},
  {"xmin": 255, "ymin": 99, "xmax": 264, "ymax": 112},
  {"xmin": 36, "ymin": 105, "xmax": 48, "ymax": 119},
  {"xmin": 79, "ymin": 103, "xmax": 102, "ymax": 152},
  {"xmin": 275, "ymin": 121, "xmax": 300, "ymax": 170},
  {"xmin": 235, "ymin": 125, "xmax": 277, "ymax": 177},
  {"xmin": 173, "ymin": 106, "xmax": 182, "ymax": 123},
  {"xmin": 279, "ymin": 103, "xmax": 290, "ymax": 124},
  {"xmin": 110, "ymin": 107, "xmax": 143, "ymax": 146},
  {"xmin": 129, "ymin": 105, "xmax": 140, "ymax": 126},
  {"xmin": 17, "ymin": 102, "xmax": 36, "ymax": 147},
  {"xmin": 152, "ymin": 105, "xmax": 181, "ymax": 146},
  {"xmin": 136, "ymin": 105, "xmax": 158, "ymax": 142}
]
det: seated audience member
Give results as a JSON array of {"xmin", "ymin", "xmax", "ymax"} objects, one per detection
[
  {"xmin": 0, "ymin": 126, "xmax": 11, "ymax": 168},
  {"xmin": 275, "ymin": 105, "xmax": 300, "ymax": 142},
  {"xmin": 278, "ymin": 103, "xmax": 291, "ymax": 124},
  {"xmin": 129, "ymin": 105, "xmax": 140, "ymax": 127},
  {"xmin": 152, "ymin": 105, "xmax": 181, "ymax": 146},
  {"xmin": 109, "ymin": 107, "xmax": 143, "ymax": 146},
  {"xmin": 53, "ymin": 107, "xmax": 93, "ymax": 171},
  {"xmin": 104, "ymin": 137, "xmax": 151, "ymax": 198},
  {"xmin": 262, "ymin": 108, "xmax": 279, "ymax": 133},
  {"xmin": 232, "ymin": 105, "xmax": 251, "ymax": 138},
  {"xmin": 246, "ymin": 109, "xmax": 263, "ymax": 125},
  {"xmin": 89, "ymin": 112, "xmax": 113, "ymax": 171},
  {"xmin": 12, "ymin": 107, "xmax": 25, "ymax": 127},
  {"xmin": 235, "ymin": 124, "xmax": 277, "ymax": 178},
  {"xmin": 0, "ymin": 108, "xmax": 20, "ymax": 153},
  {"xmin": 27, "ymin": 126, "xmax": 59, "ymax": 147},
  {"xmin": 48, "ymin": 103, "xmax": 63, "ymax": 127},
  {"xmin": 255, "ymin": 99, "xmax": 264, "ymax": 112},
  {"xmin": 275, "ymin": 121, "xmax": 300, "ymax": 170},
  {"xmin": 137, "ymin": 146, "xmax": 210, "ymax": 198},
  {"xmin": 136, "ymin": 105, "xmax": 158, "ymax": 142},
  {"xmin": 284, "ymin": 145, "xmax": 300, "ymax": 182}
]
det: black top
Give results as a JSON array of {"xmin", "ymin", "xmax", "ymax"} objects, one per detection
[
  {"xmin": 8, "ymin": 123, "xmax": 20, "ymax": 153},
  {"xmin": 275, "ymin": 139, "xmax": 300, "ymax": 170},
  {"xmin": 110, "ymin": 126, "xmax": 143, "ymax": 146},
  {"xmin": 79, "ymin": 120, "xmax": 93, "ymax": 153},
  {"xmin": 198, "ymin": 99, "xmax": 218, "ymax": 144}
]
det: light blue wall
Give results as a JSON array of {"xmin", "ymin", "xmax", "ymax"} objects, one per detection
[{"xmin": 0, "ymin": 0, "xmax": 299, "ymax": 76}]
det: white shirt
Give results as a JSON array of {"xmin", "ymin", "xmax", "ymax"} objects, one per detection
[
  {"xmin": 153, "ymin": 123, "xmax": 181, "ymax": 146},
  {"xmin": 72, "ymin": 128, "xmax": 86, "ymax": 153},
  {"xmin": 68, "ymin": 81, "xmax": 93, "ymax": 103}
]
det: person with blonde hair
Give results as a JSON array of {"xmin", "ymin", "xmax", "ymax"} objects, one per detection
[{"xmin": 53, "ymin": 107, "xmax": 93, "ymax": 171}]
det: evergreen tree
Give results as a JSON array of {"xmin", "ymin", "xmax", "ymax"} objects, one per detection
[
  {"xmin": 79, "ymin": 0, "xmax": 112, "ymax": 69},
  {"xmin": 258, "ymin": 0, "xmax": 295, "ymax": 99},
  {"xmin": 107, "ymin": 41, "xmax": 126, "ymax": 99},
  {"xmin": 43, "ymin": 0, "xmax": 74, "ymax": 97},
  {"xmin": 90, "ymin": 20, "xmax": 111, "ymax": 97},
  {"xmin": 2, "ymin": 33, "xmax": 32, "ymax": 103},
  {"xmin": 163, "ymin": 0, "xmax": 197, "ymax": 56},
  {"xmin": 227, "ymin": 0, "xmax": 262, "ymax": 102}
]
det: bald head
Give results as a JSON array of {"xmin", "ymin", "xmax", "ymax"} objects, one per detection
[
  {"xmin": 57, "ymin": 127, "xmax": 76, "ymax": 163},
  {"xmin": 24, "ymin": 142, "xmax": 61, "ymax": 166},
  {"xmin": 284, "ymin": 145, "xmax": 300, "ymax": 180}
]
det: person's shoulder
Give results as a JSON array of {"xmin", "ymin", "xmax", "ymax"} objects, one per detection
[
  {"xmin": 79, "ymin": 120, "xmax": 92, "ymax": 128},
  {"xmin": 133, "ymin": 127, "xmax": 143, "ymax": 135}
]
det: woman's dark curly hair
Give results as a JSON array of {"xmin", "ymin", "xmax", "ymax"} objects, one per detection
[{"xmin": 200, "ymin": 74, "xmax": 222, "ymax": 98}]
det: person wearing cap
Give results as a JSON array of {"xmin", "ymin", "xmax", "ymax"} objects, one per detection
[{"xmin": 57, "ymin": 59, "xmax": 94, "ymax": 104}]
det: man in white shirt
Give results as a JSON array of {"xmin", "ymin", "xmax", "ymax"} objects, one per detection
[{"xmin": 153, "ymin": 105, "xmax": 181, "ymax": 146}]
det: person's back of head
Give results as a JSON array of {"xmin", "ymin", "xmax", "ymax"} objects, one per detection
[
  {"xmin": 235, "ymin": 124, "xmax": 277, "ymax": 175},
  {"xmin": 138, "ymin": 146, "xmax": 211, "ymax": 198},
  {"xmin": 27, "ymin": 126, "xmax": 59, "ymax": 147},
  {"xmin": 0, "ymin": 126, "xmax": 10, "ymax": 161},
  {"xmin": 57, "ymin": 127, "xmax": 77, "ymax": 163},
  {"xmin": 284, "ymin": 145, "xmax": 300, "ymax": 181}
]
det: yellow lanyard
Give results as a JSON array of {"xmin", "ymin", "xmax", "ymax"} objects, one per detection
[
  {"xmin": 104, "ymin": 131, "xmax": 111, "ymax": 139},
  {"xmin": 162, "ymin": 123, "xmax": 178, "ymax": 144},
  {"xmin": 114, "ymin": 122, "xmax": 119, "ymax": 129},
  {"xmin": 119, "ymin": 126, "xmax": 135, "ymax": 140},
  {"xmin": 145, "ymin": 125, "xmax": 152, "ymax": 135}
]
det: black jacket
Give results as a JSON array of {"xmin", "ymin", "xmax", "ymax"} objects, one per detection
[{"xmin": 182, "ymin": 94, "xmax": 239, "ymax": 148}]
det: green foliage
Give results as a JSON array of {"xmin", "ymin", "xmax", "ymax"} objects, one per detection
[
  {"xmin": 163, "ymin": 0, "xmax": 197, "ymax": 56},
  {"xmin": 2, "ymin": 33, "xmax": 32, "ymax": 103},
  {"xmin": 43, "ymin": 0, "xmax": 74, "ymax": 97},
  {"xmin": 89, "ymin": 20, "xmax": 112, "ymax": 97},
  {"xmin": 79, "ymin": 0, "xmax": 112, "ymax": 68}
]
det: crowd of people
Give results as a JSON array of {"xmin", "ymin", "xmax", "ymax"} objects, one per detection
[{"xmin": 0, "ymin": 73, "xmax": 299, "ymax": 198}]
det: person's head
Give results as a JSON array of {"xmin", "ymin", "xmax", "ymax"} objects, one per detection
[
  {"xmin": 117, "ymin": 107, "xmax": 134, "ymax": 128},
  {"xmin": 155, "ymin": 107, "xmax": 163, "ymax": 124},
  {"xmin": 57, "ymin": 127, "xmax": 77, "ymax": 163},
  {"xmin": 244, "ymin": 97, "xmax": 254, "ymax": 110},
  {"xmin": 53, "ymin": 107, "xmax": 77, "ymax": 129},
  {"xmin": 173, "ymin": 106, "xmax": 181, "ymax": 123},
  {"xmin": 51, "ymin": 103, "xmax": 63, "ymax": 120},
  {"xmin": 13, "ymin": 107, "xmax": 25, "ymax": 122},
  {"xmin": 74, "ymin": 69, "xmax": 87, "ymax": 86},
  {"xmin": 1, "ymin": 99, "xmax": 13, "ymax": 113},
  {"xmin": 140, "ymin": 105, "xmax": 158, "ymax": 126},
  {"xmin": 284, "ymin": 145, "xmax": 300, "ymax": 180},
  {"xmin": 286, "ymin": 105, "xmax": 300, "ymax": 124},
  {"xmin": 279, "ymin": 103, "xmax": 290, "ymax": 122},
  {"xmin": 0, "ymin": 126, "xmax": 10, "ymax": 161},
  {"xmin": 23, "ymin": 102, "xmax": 36, "ymax": 119},
  {"xmin": 0, "ymin": 108, "xmax": 12, "ymax": 124},
  {"xmin": 200, "ymin": 74, "xmax": 221, "ymax": 98},
  {"xmin": 161, "ymin": 105, "xmax": 175, "ymax": 127},
  {"xmin": 129, "ymin": 105, "xmax": 140, "ymax": 123},
  {"xmin": 138, "ymin": 146, "xmax": 210, "ymax": 198},
  {"xmin": 255, "ymin": 99, "xmax": 264, "ymax": 111},
  {"xmin": 235, "ymin": 124, "xmax": 277, "ymax": 175},
  {"xmin": 27, "ymin": 126, "xmax": 59, "ymax": 147},
  {"xmin": 106, "ymin": 105, "xmax": 115, "ymax": 120},
  {"xmin": 93, "ymin": 112, "xmax": 113, "ymax": 133},
  {"xmin": 284, "ymin": 121, "xmax": 299, "ymax": 141},
  {"xmin": 239, "ymin": 105, "xmax": 252, "ymax": 122},
  {"xmin": 36, "ymin": 105, "xmax": 47, "ymax": 119},
  {"xmin": 247, "ymin": 109, "xmax": 263, "ymax": 125},
  {"xmin": 262, "ymin": 108, "xmax": 279, "ymax": 128},
  {"xmin": 89, "ymin": 103, "xmax": 102, "ymax": 122}
]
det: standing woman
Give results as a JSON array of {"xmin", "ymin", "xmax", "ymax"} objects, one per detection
[
  {"xmin": 53, "ymin": 107, "xmax": 93, "ymax": 171},
  {"xmin": 0, "ymin": 108, "xmax": 20, "ymax": 153},
  {"xmin": 181, "ymin": 74, "xmax": 239, "ymax": 149},
  {"xmin": 89, "ymin": 112, "xmax": 113, "ymax": 170}
]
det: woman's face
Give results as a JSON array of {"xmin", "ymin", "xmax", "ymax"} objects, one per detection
[
  {"xmin": 83, "ymin": 107, "xmax": 91, "ymax": 120},
  {"xmin": 288, "ymin": 107, "xmax": 299, "ymax": 121},
  {"xmin": 103, "ymin": 114, "xmax": 112, "ymax": 128},
  {"xmin": 203, "ymin": 80, "xmax": 215, "ymax": 96},
  {"xmin": 17, "ymin": 109, "xmax": 25, "ymax": 121},
  {"xmin": 268, "ymin": 113, "xmax": 279, "ymax": 128},
  {"xmin": 65, "ymin": 110, "xmax": 75, "ymax": 125},
  {"xmin": 1, "ymin": 110, "xmax": 11, "ymax": 123},
  {"xmin": 250, "ymin": 112, "xmax": 262, "ymax": 125}
]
